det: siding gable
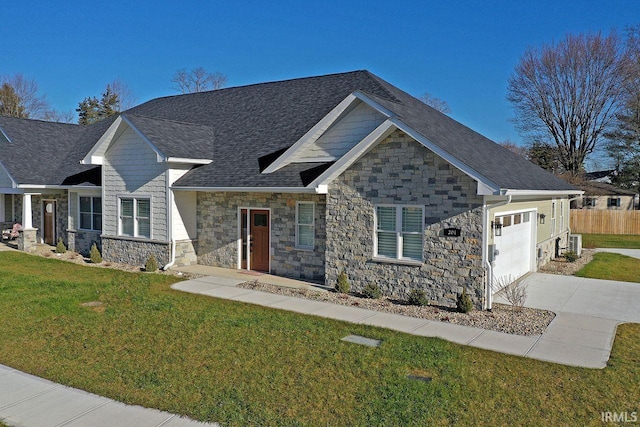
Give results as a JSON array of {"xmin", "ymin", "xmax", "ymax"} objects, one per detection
[
  {"xmin": 294, "ymin": 101, "xmax": 386, "ymax": 162},
  {"xmin": 0, "ymin": 162, "xmax": 16, "ymax": 188},
  {"xmin": 103, "ymin": 127, "xmax": 167, "ymax": 240}
]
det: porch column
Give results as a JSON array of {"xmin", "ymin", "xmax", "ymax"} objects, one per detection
[
  {"xmin": 18, "ymin": 193, "xmax": 37, "ymax": 253},
  {"xmin": 22, "ymin": 193, "xmax": 33, "ymax": 229}
]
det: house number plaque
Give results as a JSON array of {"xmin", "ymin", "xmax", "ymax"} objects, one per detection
[{"xmin": 443, "ymin": 228, "xmax": 461, "ymax": 237}]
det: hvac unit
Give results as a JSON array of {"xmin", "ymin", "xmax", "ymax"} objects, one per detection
[{"xmin": 569, "ymin": 234, "xmax": 582, "ymax": 257}]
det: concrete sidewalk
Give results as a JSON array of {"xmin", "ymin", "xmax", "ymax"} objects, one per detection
[
  {"xmin": 171, "ymin": 270, "xmax": 639, "ymax": 369},
  {"xmin": 0, "ymin": 365, "xmax": 216, "ymax": 427},
  {"xmin": 595, "ymin": 247, "xmax": 640, "ymax": 259}
]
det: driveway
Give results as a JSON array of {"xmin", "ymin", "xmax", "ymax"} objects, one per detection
[{"xmin": 494, "ymin": 272, "xmax": 640, "ymax": 368}]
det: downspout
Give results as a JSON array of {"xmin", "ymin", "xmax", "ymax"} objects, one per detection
[
  {"xmin": 483, "ymin": 194, "xmax": 511, "ymax": 311},
  {"xmin": 163, "ymin": 170, "xmax": 176, "ymax": 271}
]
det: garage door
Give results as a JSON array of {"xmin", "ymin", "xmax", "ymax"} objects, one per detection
[{"xmin": 492, "ymin": 211, "xmax": 533, "ymax": 290}]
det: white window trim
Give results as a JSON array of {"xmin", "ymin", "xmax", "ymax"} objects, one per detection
[
  {"xmin": 550, "ymin": 200, "xmax": 556, "ymax": 237},
  {"xmin": 559, "ymin": 199, "xmax": 565, "ymax": 232},
  {"xmin": 78, "ymin": 195, "xmax": 102, "ymax": 232},
  {"xmin": 295, "ymin": 201, "xmax": 315, "ymax": 250},
  {"xmin": 373, "ymin": 204, "xmax": 424, "ymax": 263},
  {"xmin": 118, "ymin": 196, "xmax": 152, "ymax": 239}
]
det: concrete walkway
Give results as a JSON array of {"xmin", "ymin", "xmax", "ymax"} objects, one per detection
[
  {"xmin": 171, "ymin": 268, "xmax": 640, "ymax": 369},
  {"xmin": 595, "ymin": 247, "xmax": 640, "ymax": 259},
  {"xmin": 0, "ymin": 365, "xmax": 216, "ymax": 427}
]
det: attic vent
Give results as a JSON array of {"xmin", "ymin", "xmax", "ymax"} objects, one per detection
[{"xmin": 0, "ymin": 127, "xmax": 11, "ymax": 144}]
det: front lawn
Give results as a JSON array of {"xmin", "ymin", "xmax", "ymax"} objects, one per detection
[
  {"xmin": 576, "ymin": 252, "xmax": 640, "ymax": 283},
  {"xmin": 581, "ymin": 233, "xmax": 640, "ymax": 249},
  {"xmin": 0, "ymin": 252, "xmax": 638, "ymax": 426}
]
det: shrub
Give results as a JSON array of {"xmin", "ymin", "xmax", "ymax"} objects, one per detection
[
  {"xmin": 362, "ymin": 283, "xmax": 382, "ymax": 299},
  {"xmin": 335, "ymin": 270, "xmax": 350, "ymax": 294},
  {"xmin": 502, "ymin": 281, "xmax": 528, "ymax": 312},
  {"xmin": 456, "ymin": 288, "xmax": 473, "ymax": 313},
  {"xmin": 564, "ymin": 250, "xmax": 578, "ymax": 263},
  {"xmin": 89, "ymin": 243, "xmax": 102, "ymax": 264},
  {"xmin": 55, "ymin": 238, "xmax": 67, "ymax": 254},
  {"xmin": 145, "ymin": 254, "xmax": 158, "ymax": 272},
  {"xmin": 408, "ymin": 289, "xmax": 429, "ymax": 306}
]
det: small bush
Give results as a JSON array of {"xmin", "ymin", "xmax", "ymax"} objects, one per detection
[
  {"xmin": 456, "ymin": 288, "xmax": 473, "ymax": 313},
  {"xmin": 145, "ymin": 254, "xmax": 158, "ymax": 272},
  {"xmin": 89, "ymin": 243, "xmax": 102, "ymax": 264},
  {"xmin": 55, "ymin": 238, "xmax": 67, "ymax": 254},
  {"xmin": 408, "ymin": 289, "xmax": 429, "ymax": 306},
  {"xmin": 362, "ymin": 283, "xmax": 382, "ymax": 299},
  {"xmin": 335, "ymin": 270, "xmax": 350, "ymax": 294},
  {"xmin": 564, "ymin": 250, "xmax": 578, "ymax": 263}
]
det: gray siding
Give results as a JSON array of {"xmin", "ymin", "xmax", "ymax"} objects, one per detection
[{"xmin": 103, "ymin": 127, "xmax": 168, "ymax": 241}]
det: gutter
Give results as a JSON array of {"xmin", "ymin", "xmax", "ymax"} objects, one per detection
[{"xmin": 483, "ymin": 194, "xmax": 512, "ymax": 311}]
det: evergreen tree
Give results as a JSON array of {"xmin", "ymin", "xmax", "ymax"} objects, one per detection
[{"xmin": 77, "ymin": 84, "xmax": 121, "ymax": 125}]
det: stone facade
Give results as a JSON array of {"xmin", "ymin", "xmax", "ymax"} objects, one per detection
[
  {"xmin": 18, "ymin": 228, "xmax": 37, "ymax": 253},
  {"xmin": 536, "ymin": 232, "xmax": 569, "ymax": 268},
  {"xmin": 67, "ymin": 229, "xmax": 102, "ymax": 256},
  {"xmin": 197, "ymin": 192, "xmax": 326, "ymax": 281},
  {"xmin": 102, "ymin": 236, "xmax": 171, "ymax": 267},
  {"xmin": 325, "ymin": 131, "xmax": 485, "ymax": 308},
  {"xmin": 174, "ymin": 239, "xmax": 197, "ymax": 267}
]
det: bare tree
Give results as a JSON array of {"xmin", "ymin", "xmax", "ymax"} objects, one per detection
[
  {"xmin": 500, "ymin": 140, "xmax": 528, "ymax": 158},
  {"xmin": 41, "ymin": 109, "xmax": 76, "ymax": 123},
  {"xmin": 108, "ymin": 78, "xmax": 136, "ymax": 110},
  {"xmin": 0, "ymin": 74, "xmax": 50, "ymax": 119},
  {"xmin": 171, "ymin": 67, "xmax": 227, "ymax": 93},
  {"xmin": 418, "ymin": 91, "xmax": 451, "ymax": 114},
  {"xmin": 508, "ymin": 32, "xmax": 631, "ymax": 176}
]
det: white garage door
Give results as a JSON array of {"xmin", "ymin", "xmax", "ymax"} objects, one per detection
[{"xmin": 492, "ymin": 211, "xmax": 533, "ymax": 290}]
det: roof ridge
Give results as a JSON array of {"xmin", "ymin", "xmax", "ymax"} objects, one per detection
[
  {"xmin": 0, "ymin": 115, "xmax": 79, "ymax": 128},
  {"xmin": 128, "ymin": 70, "xmax": 372, "ymax": 106},
  {"xmin": 123, "ymin": 113, "xmax": 212, "ymax": 128}
]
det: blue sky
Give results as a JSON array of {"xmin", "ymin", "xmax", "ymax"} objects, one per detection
[{"xmin": 4, "ymin": 1, "xmax": 639, "ymax": 154}]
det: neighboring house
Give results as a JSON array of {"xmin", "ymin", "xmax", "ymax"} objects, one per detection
[
  {"xmin": 574, "ymin": 182, "xmax": 638, "ymax": 210},
  {"xmin": 585, "ymin": 169, "xmax": 616, "ymax": 184},
  {"xmin": 0, "ymin": 70, "xmax": 581, "ymax": 309}
]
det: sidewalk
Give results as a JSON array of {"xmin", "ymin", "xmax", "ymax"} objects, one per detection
[
  {"xmin": 0, "ymin": 365, "xmax": 216, "ymax": 427},
  {"xmin": 594, "ymin": 247, "xmax": 640, "ymax": 259},
  {"xmin": 171, "ymin": 268, "xmax": 627, "ymax": 369}
]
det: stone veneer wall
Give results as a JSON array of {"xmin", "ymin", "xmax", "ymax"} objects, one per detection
[
  {"xmin": 67, "ymin": 230, "xmax": 102, "ymax": 256},
  {"xmin": 174, "ymin": 239, "xmax": 197, "ymax": 267},
  {"xmin": 536, "ymin": 232, "xmax": 569, "ymax": 268},
  {"xmin": 197, "ymin": 192, "xmax": 326, "ymax": 281},
  {"xmin": 102, "ymin": 236, "xmax": 171, "ymax": 267},
  {"xmin": 325, "ymin": 131, "xmax": 485, "ymax": 308}
]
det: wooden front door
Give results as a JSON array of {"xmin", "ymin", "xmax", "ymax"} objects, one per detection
[
  {"xmin": 249, "ymin": 210, "xmax": 269, "ymax": 272},
  {"xmin": 43, "ymin": 201, "xmax": 56, "ymax": 245}
]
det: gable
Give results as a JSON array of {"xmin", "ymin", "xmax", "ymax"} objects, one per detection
[
  {"xmin": 294, "ymin": 101, "xmax": 386, "ymax": 162},
  {"xmin": 0, "ymin": 161, "xmax": 16, "ymax": 189},
  {"xmin": 0, "ymin": 126, "xmax": 11, "ymax": 144}
]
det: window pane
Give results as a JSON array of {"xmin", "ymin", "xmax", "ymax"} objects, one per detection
[
  {"xmin": 138, "ymin": 218, "xmax": 151, "ymax": 238},
  {"xmin": 377, "ymin": 231, "xmax": 397, "ymax": 258},
  {"xmin": 402, "ymin": 207, "xmax": 422, "ymax": 232},
  {"xmin": 376, "ymin": 207, "xmax": 396, "ymax": 231},
  {"xmin": 297, "ymin": 224, "xmax": 314, "ymax": 248},
  {"xmin": 137, "ymin": 199, "xmax": 150, "ymax": 218},
  {"xmin": 94, "ymin": 214, "xmax": 102, "ymax": 231},
  {"xmin": 121, "ymin": 199, "xmax": 133, "ymax": 217},
  {"xmin": 402, "ymin": 234, "xmax": 422, "ymax": 260},
  {"xmin": 298, "ymin": 203, "xmax": 314, "ymax": 225},
  {"xmin": 93, "ymin": 197, "xmax": 102, "ymax": 214},
  {"xmin": 121, "ymin": 217, "xmax": 134, "ymax": 236},
  {"xmin": 80, "ymin": 197, "xmax": 91, "ymax": 213},
  {"xmin": 80, "ymin": 213, "xmax": 91, "ymax": 229}
]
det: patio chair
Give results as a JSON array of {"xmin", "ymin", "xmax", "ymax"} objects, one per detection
[{"xmin": 2, "ymin": 223, "xmax": 21, "ymax": 241}]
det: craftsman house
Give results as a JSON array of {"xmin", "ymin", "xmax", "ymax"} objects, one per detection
[{"xmin": 0, "ymin": 70, "xmax": 580, "ymax": 309}]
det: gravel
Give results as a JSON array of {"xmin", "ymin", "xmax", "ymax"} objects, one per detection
[{"xmin": 238, "ymin": 281, "xmax": 555, "ymax": 336}]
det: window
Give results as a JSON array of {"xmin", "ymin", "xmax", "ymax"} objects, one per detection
[
  {"xmin": 119, "ymin": 197, "xmax": 151, "ymax": 238},
  {"xmin": 79, "ymin": 196, "xmax": 102, "ymax": 231},
  {"xmin": 501, "ymin": 215, "xmax": 512, "ymax": 227},
  {"xmin": 296, "ymin": 202, "xmax": 314, "ymax": 249},
  {"xmin": 560, "ymin": 200, "xmax": 565, "ymax": 231},
  {"xmin": 608, "ymin": 197, "xmax": 621, "ymax": 208},
  {"xmin": 375, "ymin": 205, "xmax": 423, "ymax": 262}
]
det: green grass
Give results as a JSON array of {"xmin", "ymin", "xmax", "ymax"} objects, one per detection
[
  {"xmin": 0, "ymin": 252, "xmax": 639, "ymax": 426},
  {"xmin": 576, "ymin": 252, "xmax": 640, "ymax": 283},
  {"xmin": 581, "ymin": 233, "xmax": 640, "ymax": 249}
]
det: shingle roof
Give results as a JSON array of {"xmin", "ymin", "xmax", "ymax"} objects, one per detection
[
  {"xmin": 577, "ymin": 181, "xmax": 637, "ymax": 196},
  {"xmin": 1, "ymin": 70, "xmax": 577, "ymax": 193},
  {"xmin": 0, "ymin": 116, "xmax": 96, "ymax": 186}
]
